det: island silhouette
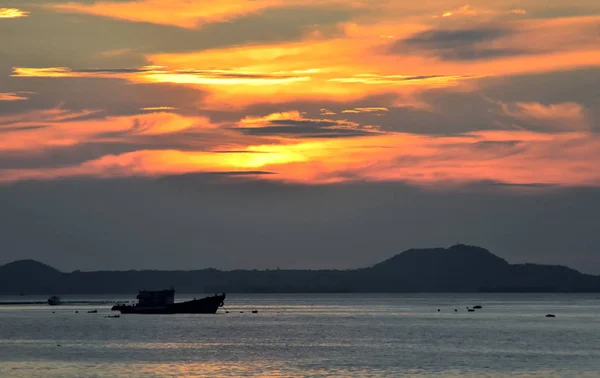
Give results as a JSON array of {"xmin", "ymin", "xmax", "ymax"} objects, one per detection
[{"xmin": 1, "ymin": 245, "xmax": 599, "ymax": 294}]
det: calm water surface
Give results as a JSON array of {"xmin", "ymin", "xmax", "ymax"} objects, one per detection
[{"xmin": 0, "ymin": 293, "xmax": 599, "ymax": 377}]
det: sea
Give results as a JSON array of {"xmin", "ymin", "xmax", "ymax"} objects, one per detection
[{"xmin": 0, "ymin": 293, "xmax": 599, "ymax": 377}]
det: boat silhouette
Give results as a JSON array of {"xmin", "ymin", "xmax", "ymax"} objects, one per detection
[
  {"xmin": 111, "ymin": 288, "xmax": 225, "ymax": 314},
  {"xmin": 47, "ymin": 296, "xmax": 61, "ymax": 305}
]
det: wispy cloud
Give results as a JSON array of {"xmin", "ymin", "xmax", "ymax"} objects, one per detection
[
  {"xmin": 329, "ymin": 74, "xmax": 469, "ymax": 85},
  {"xmin": 140, "ymin": 106, "xmax": 178, "ymax": 111},
  {"xmin": 432, "ymin": 4, "xmax": 527, "ymax": 19},
  {"xmin": 0, "ymin": 92, "xmax": 31, "ymax": 101},
  {"xmin": 499, "ymin": 102, "xmax": 589, "ymax": 132},
  {"xmin": 233, "ymin": 111, "xmax": 379, "ymax": 138},
  {"xmin": 342, "ymin": 107, "xmax": 389, "ymax": 114},
  {"xmin": 12, "ymin": 66, "xmax": 313, "ymax": 85},
  {"xmin": 0, "ymin": 108, "xmax": 213, "ymax": 153},
  {"xmin": 434, "ymin": 4, "xmax": 480, "ymax": 19}
]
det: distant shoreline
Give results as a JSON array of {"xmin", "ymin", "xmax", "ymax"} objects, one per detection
[{"xmin": 2, "ymin": 245, "xmax": 600, "ymax": 294}]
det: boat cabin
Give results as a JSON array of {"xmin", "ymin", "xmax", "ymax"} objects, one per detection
[{"xmin": 136, "ymin": 288, "xmax": 175, "ymax": 307}]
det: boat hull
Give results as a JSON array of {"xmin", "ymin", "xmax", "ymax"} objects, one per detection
[
  {"xmin": 48, "ymin": 296, "xmax": 61, "ymax": 306},
  {"xmin": 111, "ymin": 294, "xmax": 225, "ymax": 314}
]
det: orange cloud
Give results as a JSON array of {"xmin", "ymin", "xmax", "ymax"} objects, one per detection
[
  {"xmin": 2, "ymin": 108, "xmax": 600, "ymax": 188},
  {"xmin": 52, "ymin": 0, "xmax": 281, "ymax": 28},
  {"xmin": 51, "ymin": 0, "xmax": 366, "ymax": 29},
  {"xmin": 0, "ymin": 92, "xmax": 30, "ymax": 101},
  {"xmin": 0, "ymin": 8, "xmax": 29, "ymax": 18},
  {"xmin": 0, "ymin": 108, "xmax": 216, "ymax": 153}
]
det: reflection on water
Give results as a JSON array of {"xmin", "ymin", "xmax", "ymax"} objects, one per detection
[
  {"xmin": 1, "ymin": 294, "xmax": 599, "ymax": 377},
  {"xmin": 4, "ymin": 362, "xmax": 600, "ymax": 378}
]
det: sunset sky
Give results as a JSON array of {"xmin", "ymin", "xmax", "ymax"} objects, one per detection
[{"xmin": 1, "ymin": 1, "xmax": 599, "ymax": 272}]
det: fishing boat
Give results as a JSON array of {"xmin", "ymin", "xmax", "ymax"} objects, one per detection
[
  {"xmin": 47, "ymin": 296, "xmax": 61, "ymax": 305},
  {"xmin": 111, "ymin": 288, "xmax": 225, "ymax": 314}
]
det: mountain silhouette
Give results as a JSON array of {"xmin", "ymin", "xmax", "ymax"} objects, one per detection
[
  {"xmin": 1, "ymin": 245, "xmax": 599, "ymax": 294},
  {"xmin": 0, "ymin": 259, "xmax": 63, "ymax": 294}
]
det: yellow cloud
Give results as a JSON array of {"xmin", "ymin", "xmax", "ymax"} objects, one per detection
[
  {"xmin": 141, "ymin": 106, "xmax": 178, "ymax": 111},
  {"xmin": 3, "ymin": 127, "xmax": 600, "ymax": 188},
  {"xmin": 320, "ymin": 108, "xmax": 337, "ymax": 116},
  {"xmin": 342, "ymin": 107, "xmax": 389, "ymax": 113},
  {"xmin": 0, "ymin": 8, "xmax": 29, "ymax": 18}
]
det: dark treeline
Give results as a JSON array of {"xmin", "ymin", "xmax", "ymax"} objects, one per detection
[{"xmin": 2, "ymin": 245, "xmax": 600, "ymax": 294}]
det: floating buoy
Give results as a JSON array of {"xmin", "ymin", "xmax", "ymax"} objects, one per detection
[
  {"xmin": 437, "ymin": 309, "xmax": 440, "ymax": 312},
  {"xmin": 454, "ymin": 309, "xmax": 457, "ymax": 312}
]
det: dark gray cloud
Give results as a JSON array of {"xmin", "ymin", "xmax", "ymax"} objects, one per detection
[
  {"xmin": 0, "ymin": 78, "xmax": 207, "ymax": 118},
  {"xmin": 0, "ymin": 125, "xmax": 48, "ymax": 133},
  {"xmin": 436, "ymin": 47, "xmax": 527, "ymax": 61},
  {"xmin": 390, "ymin": 27, "xmax": 528, "ymax": 61},
  {"xmin": 0, "ymin": 176, "xmax": 599, "ymax": 274},
  {"xmin": 527, "ymin": 5, "xmax": 600, "ymax": 19},
  {"xmin": 0, "ymin": 141, "xmax": 158, "ymax": 169},
  {"xmin": 481, "ymin": 68, "xmax": 600, "ymax": 102},
  {"xmin": 404, "ymin": 28, "xmax": 508, "ymax": 47},
  {"xmin": 202, "ymin": 93, "xmax": 401, "ymax": 124},
  {"xmin": 232, "ymin": 119, "xmax": 378, "ymax": 138}
]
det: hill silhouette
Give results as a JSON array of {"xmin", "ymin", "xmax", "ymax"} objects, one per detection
[
  {"xmin": 0, "ymin": 259, "xmax": 63, "ymax": 294},
  {"xmin": 1, "ymin": 245, "xmax": 599, "ymax": 294}
]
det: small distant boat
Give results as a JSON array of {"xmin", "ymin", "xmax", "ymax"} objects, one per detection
[
  {"xmin": 111, "ymin": 288, "xmax": 225, "ymax": 315},
  {"xmin": 48, "ymin": 296, "xmax": 61, "ymax": 306}
]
